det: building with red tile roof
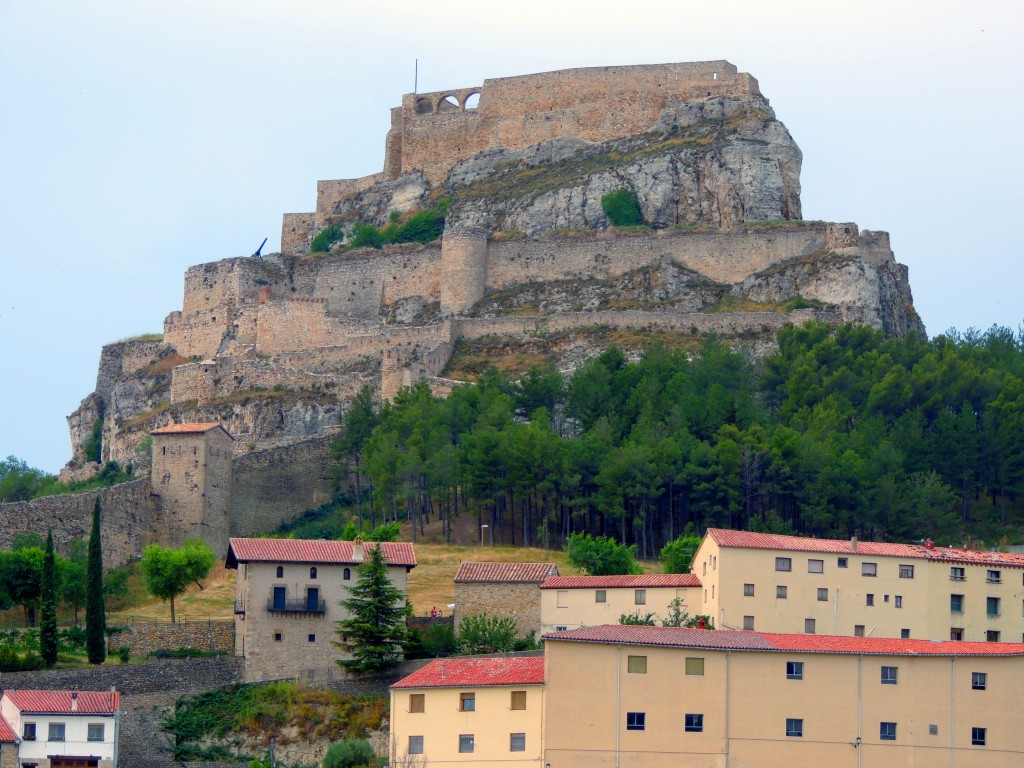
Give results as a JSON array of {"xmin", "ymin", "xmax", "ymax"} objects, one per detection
[
  {"xmin": 455, "ymin": 562, "xmax": 557, "ymax": 584},
  {"xmin": 392, "ymin": 657, "xmax": 545, "ymax": 688},
  {"xmin": 150, "ymin": 422, "xmax": 225, "ymax": 435},
  {"xmin": 0, "ymin": 689, "xmax": 120, "ymax": 768},
  {"xmin": 453, "ymin": 562, "xmax": 557, "ymax": 640},
  {"xmin": 227, "ymin": 537, "xmax": 417, "ymax": 568}
]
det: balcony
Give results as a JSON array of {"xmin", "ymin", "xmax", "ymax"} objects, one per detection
[
  {"xmin": 267, "ymin": 596, "xmax": 326, "ymax": 615},
  {"xmin": 986, "ymin": 577, "xmax": 1002, "ymax": 584},
  {"xmin": 949, "ymin": 575, "xmax": 965, "ymax": 582}
]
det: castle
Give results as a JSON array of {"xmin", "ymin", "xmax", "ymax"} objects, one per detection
[{"xmin": 0, "ymin": 61, "xmax": 923, "ymax": 562}]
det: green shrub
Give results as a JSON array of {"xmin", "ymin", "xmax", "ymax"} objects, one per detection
[
  {"xmin": 405, "ymin": 622, "xmax": 458, "ymax": 659},
  {"xmin": 83, "ymin": 419, "xmax": 103, "ymax": 463},
  {"xmin": 311, "ymin": 224, "xmax": 344, "ymax": 253},
  {"xmin": 349, "ymin": 223, "xmax": 385, "ymax": 249},
  {"xmin": 117, "ymin": 646, "xmax": 131, "ymax": 664},
  {"xmin": 322, "ymin": 737, "xmax": 375, "ymax": 768},
  {"xmin": 601, "ymin": 188, "xmax": 643, "ymax": 226},
  {"xmin": 457, "ymin": 613, "xmax": 518, "ymax": 654}
]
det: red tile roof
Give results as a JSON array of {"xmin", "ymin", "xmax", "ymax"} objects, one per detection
[
  {"xmin": 546, "ymin": 625, "xmax": 1024, "ymax": 657},
  {"xmin": 0, "ymin": 716, "xmax": 16, "ymax": 743},
  {"xmin": 391, "ymin": 657, "xmax": 545, "ymax": 689},
  {"xmin": 707, "ymin": 528, "xmax": 1024, "ymax": 569},
  {"xmin": 151, "ymin": 422, "xmax": 224, "ymax": 435},
  {"xmin": 541, "ymin": 574, "xmax": 700, "ymax": 589},
  {"xmin": 455, "ymin": 562, "xmax": 558, "ymax": 583},
  {"xmin": 4, "ymin": 690, "xmax": 120, "ymax": 714},
  {"xmin": 226, "ymin": 538, "xmax": 417, "ymax": 568}
]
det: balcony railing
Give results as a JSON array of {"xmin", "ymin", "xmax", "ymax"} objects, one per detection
[
  {"xmin": 267, "ymin": 597, "xmax": 326, "ymax": 614},
  {"xmin": 986, "ymin": 577, "xmax": 1002, "ymax": 584}
]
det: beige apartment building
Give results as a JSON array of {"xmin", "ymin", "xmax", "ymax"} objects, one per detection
[
  {"xmin": 540, "ymin": 574, "xmax": 701, "ymax": 634},
  {"xmin": 390, "ymin": 657, "xmax": 545, "ymax": 768},
  {"xmin": 694, "ymin": 528, "xmax": 1024, "ymax": 641},
  {"xmin": 543, "ymin": 625, "xmax": 1024, "ymax": 768},
  {"xmin": 226, "ymin": 537, "xmax": 416, "ymax": 681}
]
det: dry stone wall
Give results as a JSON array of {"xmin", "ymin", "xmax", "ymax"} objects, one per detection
[
  {"xmin": 110, "ymin": 620, "xmax": 235, "ymax": 656},
  {"xmin": 453, "ymin": 582, "xmax": 543, "ymax": 638}
]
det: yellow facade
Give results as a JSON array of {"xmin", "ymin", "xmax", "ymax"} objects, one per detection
[{"xmin": 540, "ymin": 584, "xmax": 700, "ymax": 634}]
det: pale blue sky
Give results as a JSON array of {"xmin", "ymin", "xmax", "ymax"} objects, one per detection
[{"xmin": 1, "ymin": 0, "xmax": 1021, "ymax": 473}]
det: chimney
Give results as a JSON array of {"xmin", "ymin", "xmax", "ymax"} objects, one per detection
[
  {"xmin": 440, "ymin": 662, "xmax": 446, "ymax": 679},
  {"xmin": 71, "ymin": 691, "xmax": 78, "ymax": 712},
  {"xmin": 697, "ymin": 617, "xmax": 707, "ymax": 630},
  {"xmin": 851, "ymin": 536, "xmax": 858, "ymax": 553},
  {"xmin": 924, "ymin": 539, "xmax": 935, "ymax": 551},
  {"xmin": 352, "ymin": 536, "xmax": 364, "ymax": 563}
]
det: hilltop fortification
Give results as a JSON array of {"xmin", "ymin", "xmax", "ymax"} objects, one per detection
[{"xmin": 0, "ymin": 61, "xmax": 923, "ymax": 560}]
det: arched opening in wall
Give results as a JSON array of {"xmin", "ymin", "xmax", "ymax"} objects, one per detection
[
  {"xmin": 463, "ymin": 92, "xmax": 480, "ymax": 110},
  {"xmin": 437, "ymin": 95, "xmax": 460, "ymax": 113},
  {"xmin": 415, "ymin": 97, "xmax": 432, "ymax": 114}
]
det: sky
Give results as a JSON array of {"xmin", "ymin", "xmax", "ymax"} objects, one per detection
[{"xmin": 1, "ymin": 0, "xmax": 1022, "ymax": 474}]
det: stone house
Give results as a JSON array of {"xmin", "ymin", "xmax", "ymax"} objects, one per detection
[
  {"xmin": 226, "ymin": 537, "xmax": 417, "ymax": 681},
  {"xmin": 453, "ymin": 562, "xmax": 558, "ymax": 638},
  {"xmin": 0, "ymin": 689, "xmax": 121, "ymax": 768},
  {"xmin": 0, "ymin": 717, "xmax": 16, "ymax": 768},
  {"xmin": 389, "ymin": 657, "xmax": 545, "ymax": 768}
]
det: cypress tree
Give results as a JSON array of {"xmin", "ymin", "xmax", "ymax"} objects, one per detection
[
  {"xmin": 86, "ymin": 496, "xmax": 106, "ymax": 664},
  {"xmin": 40, "ymin": 529, "xmax": 58, "ymax": 667}
]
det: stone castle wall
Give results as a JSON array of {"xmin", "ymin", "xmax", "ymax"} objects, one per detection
[{"xmin": 95, "ymin": 339, "xmax": 169, "ymax": 402}]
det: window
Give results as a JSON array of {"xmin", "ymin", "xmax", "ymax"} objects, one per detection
[
  {"xmin": 48, "ymin": 723, "xmax": 66, "ymax": 741},
  {"xmin": 510, "ymin": 733, "xmax": 526, "ymax": 752},
  {"xmin": 344, "ymin": 567, "xmax": 351, "ymax": 580},
  {"xmin": 895, "ymin": 595, "xmax": 903, "ymax": 609},
  {"xmin": 950, "ymin": 628, "xmax": 964, "ymax": 640},
  {"xmin": 817, "ymin": 588, "xmax": 828, "ymax": 602},
  {"xmin": 776, "ymin": 557, "xmax": 792, "ymax": 572},
  {"xmin": 555, "ymin": 626, "xmax": 567, "ymax": 631},
  {"xmin": 626, "ymin": 712, "xmax": 646, "ymax": 731},
  {"xmin": 930, "ymin": 724, "xmax": 939, "ymax": 735},
  {"xmin": 951, "ymin": 567, "xmax": 965, "ymax": 581},
  {"xmin": 971, "ymin": 727, "xmax": 986, "ymax": 746},
  {"xmin": 713, "ymin": 556, "xmax": 717, "ymax": 569},
  {"xmin": 804, "ymin": 618, "xmax": 816, "ymax": 634},
  {"xmin": 685, "ymin": 713, "xmax": 704, "ymax": 732},
  {"xmin": 987, "ymin": 630, "xmax": 1001, "ymax": 642},
  {"xmin": 987, "ymin": 597, "xmax": 1000, "ymax": 617},
  {"xmin": 884, "ymin": 594, "xmax": 890, "ymax": 603},
  {"xmin": 786, "ymin": 661, "xmax": 804, "ymax": 680},
  {"xmin": 22, "ymin": 723, "xmax": 35, "ymax": 741},
  {"xmin": 460, "ymin": 693, "xmax": 476, "ymax": 712},
  {"xmin": 899, "ymin": 564, "xmax": 914, "ymax": 579},
  {"xmin": 854, "ymin": 625, "xmax": 865, "ymax": 636},
  {"xmin": 808, "ymin": 559, "xmax": 824, "ymax": 573},
  {"xmin": 786, "ymin": 718, "xmax": 803, "ymax": 737},
  {"xmin": 459, "ymin": 734, "xmax": 475, "ymax": 753},
  {"xmin": 901, "ymin": 629, "xmax": 910, "ymax": 639},
  {"xmin": 744, "ymin": 583, "xmax": 755, "ymax": 597},
  {"xmin": 743, "ymin": 616, "xmax": 755, "ymax": 630},
  {"xmin": 88, "ymin": 724, "xmax": 104, "ymax": 742},
  {"xmin": 310, "ymin": 567, "xmax": 317, "ymax": 579},
  {"xmin": 777, "ymin": 585, "xmax": 788, "ymax": 599},
  {"xmin": 703, "ymin": 561, "xmax": 707, "ymax": 575},
  {"xmin": 972, "ymin": 672, "xmax": 987, "ymax": 690},
  {"xmin": 862, "ymin": 562, "xmax": 877, "ymax": 577},
  {"xmin": 951, "ymin": 594, "xmax": 964, "ymax": 613},
  {"xmin": 595, "ymin": 589, "xmax": 607, "ymax": 603},
  {"xmin": 308, "ymin": 633, "xmax": 316, "ymax": 642},
  {"xmin": 685, "ymin": 657, "xmax": 705, "ymax": 676},
  {"xmin": 635, "ymin": 589, "xmax": 647, "ymax": 605},
  {"xmin": 881, "ymin": 666, "xmax": 898, "ymax": 685},
  {"xmin": 627, "ymin": 655, "xmax": 647, "ymax": 673},
  {"xmin": 273, "ymin": 632, "xmax": 282, "ymax": 642},
  {"xmin": 306, "ymin": 587, "xmax": 320, "ymax": 612},
  {"xmin": 866, "ymin": 593, "xmax": 874, "ymax": 606},
  {"xmin": 987, "ymin": 570, "xmax": 1002, "ymax": 584},
  {"xmin": 557, "ymin": 590, "xmax": 568, "ymax": 608},
  {"xmin": 276, "ymin": 565, "xmax": 284, "ymax": 578},
  {"xmin": 510, "ymin": 691, "xmax": 527, "ymax": 710},
  {"xmin": 838, "ymin": 557, "xmax": 848, "ymax": 568},
  {"xmin": 880, "ymin": 722, "xmax": 897, "ymax": 741},
  {"xmin": 409, "ymin": 694, "xmax": 425, "ymax": 713},
  {"xmin": 408, "ymin": 736, "xmax": 424, "ymax": 754}
]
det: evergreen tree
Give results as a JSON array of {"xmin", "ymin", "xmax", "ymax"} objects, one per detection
[
  {"xmin": 40, "ymin": 529, "xmax": 58, "ymax": 667},
  {"xmin": 334, "ymin": 544, "xmax": 406, "ymax": 672},
  {"xmin": 86, "ymin": 497, "xmax": 106, "ymax": 664},
  {"xmin": 140, "ymin": 539, "xmax": 216, "ymax": 622}
]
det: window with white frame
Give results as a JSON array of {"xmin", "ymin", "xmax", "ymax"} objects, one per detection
[
  {"xmin": 880, "ymin": 722, "xmax": 897, "ymax": 741},
  {"xmin": 626, "ymin": 712, "xmax": 646, "ymax": 731},
  {"xmin": 88, "ymin": 723, "xmax": 105, "ymax": 742},
  {"xmin": 971, "ymin": 727, "xmax": 986, "ymax": 746},
  {"xmin": 987, "ymin": 570, "xmax": 1002, "ymax": 583},
  {"xmin": 972, "ymin": 672, "xmax": 987, "ymax": 690},
  {"xmin": 786, "ymin": 718, "xmax": 803, "ymax": 737},
  {"xmin": 881, "ymin": 666, "xmax": 898, "ymax": 685},
  {"xmin": 48, "ymin": 722, "xmax": 66, "ymax": 741},
  {"xmin": 786, "ymin": 661, "xmax": 804, "ymax": 680}
]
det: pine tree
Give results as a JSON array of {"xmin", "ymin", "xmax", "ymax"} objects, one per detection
[
  {"xmin": 334, "ymin": 544, "xmax": 406, "ymax": 673},
  {"xmin": 86, "ymin": 497, "xmax": 106, "ymax": 664},
  {"xmin": 40, "ymin": 529, "xmax": 58, "ymax": 667}
]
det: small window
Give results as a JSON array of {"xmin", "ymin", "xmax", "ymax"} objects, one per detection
[
  {"xmin": 786, "ymin": 718, "xmax": 803, "ymax": 737},
  {"xmin": 459, "ymin": 734, "xmax": 475, "ymax": 753},
  {"xmin": 408, "ymin": 735, "xmax": 424, "ymax": 754},
  {"xmin": 409, "ymin": 694, "xmax": 425, "ymax": 713},
  {"xmin": 895, "ymin": 595, "xmax": 903, "ymax": 609},
  {"xmin": 808, "ymin": 559, "xmax": 824, "ymax": 573},
  {"xmin": 703, "ymin": 562, "xmax": 707, "ymax": 575},
  {"xmin": 310, "ymin": 567, "xmax": 317, "ymax": 579},
  {"xmin": 804, "ymin": 618, "xmax": 816, "ymax": 634},
  {"xmin": 744, "ymin": 583, "xmax": 755, "ymax": 597},
  {"xmin": 743, "ymin": 616, "xmax": 755, "ymax": 630},
  {"xmin": 899, "ymin": 564, "xmax": 914, "ymax": 579},
  {"xmin": 510, "ymin": 691, "xmax": 527, "ymax": 710},
  {"xmin": 685, "ymin": 657, "xmax": 705, "ymax": 676},
  {"xmin": 777, "ymin": 585, "xmax": 788, "ymax": 599},
  {"xmin": 595, "ymin": 589, "xmax": 607, "ymax": 603},
  {"xmin": 881, "ymin": 666, "xmax": 898, "ymax": 685},
  {"xmin": 987, "ymin": 630, "xmax": 1001, "ymax": 642},
  {"xmin": 460, "ymin": 692, "xmax": 476, "ymax": 712},
  {"xmin": 273, "ymin": 632, "xmax": 282, "ymax": 642},
  {"xmin": 276, "ymin": 565, "xmax": 284, "ymax": 578},
  {"xmin": 838, "ymin": 557, "xmax": 848, "ymax": 568},
  {"xmin": 557, "ymin": 590, "xmax": 568, "ymax": 608},
  {"xmin": 48, "ymin": 722, "xmax": 66, "ymax": 741},
  {"xmin": 22, "ymin": 723, "xmax": 36, "ymax": 741},
  {"xmin": 971, "ymin": 727, "xmax": 986, "ymax": 746},
  {"xmin": 880, "ymin": 722, "xmax": 897, "ymax": 741},
  {"xmin": 635, "ymin": 590, "xmax": 647, "ymax": 605},
  {"xmin": 776, "ymin": 557, "xmax": 792, "ymax": 572},
  {"xmin": 929, "ymin": 724, "xmax": 939, "ymax": 735},
  {"xmin": 972, "ymin": 672, "xmax": 987, "ymax": 690},
  {"xmin": 308, "ymin": 633, "xmax": 316, "ymax": 642},
  {"xmin": 950, "ymin": 628, "xmax": 964, "ymax": 641},
  {"xmin": 510, "ymin": 732, "xmax": 526, "ymax": 752},
  {"xmin": 713, "ymin": 556, "xmax": 717, "ymax": 570},
  {"xmin": 951, "ymin": 567, "xmax": 965, "ymax": 581},
  {"xmin": 854, "ymin": 625, "xmax": 865, "ymax": 637},
  {"xmin": 862, "ymin": 562, "xmax": 877, "ymax": 577},
  {"xmin": 786, "ymin": 661, "xmax": 804, "ymax": 680},
  {"xmin": 627, "ymin": 655, "xmax": 647, "ymax": 674},
  {"xmin": 866, "ymin": 594, "xmax": 874, "ymax": 606},
  {"xmin": 344, "ymin": 567, "xmax": 351, "ymax": 580},
  {"xmin": 884, "ymin": 594, "xmax": 890, "ymax": 603},
  {"xmin": 987, "ymin": 570, "xmax": 1001, "ymax": 583},
  {"xmin": 556, "ymin": 626, "xmax": 567, "ymax": 632},
  {"xmin": 817, "ymin": 588, "xmax": 828, "ymax": 602},
  {"xmin": 901, "ymin": 629, "xmax": 910, "ymax": 639},
  {"xmin": 684, "ymin": 713, "xmax": 704, "ymax": 732},
  {"xmin": 951, "ymin": 594, "xmax": 964, "ymax": 612},
  {"xmin": 987, "ymin": 597, "xmax": 1000, "ymax": 617},
  {"xmin": 88, "ymin": 724, "xmax": 105, "ymax": 742},
  {"xmin": 626, "ymin": 712, "xmax": 646, "ymax": 731}
]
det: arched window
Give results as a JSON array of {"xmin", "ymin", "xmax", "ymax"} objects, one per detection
[
  {"xmin": 310, "ymin": 567, "xmax": 317, "ymax": 579},
  {"xmin": 463, "ymin": 92, "xmax": 481, "ymax": 110},
  {"xmin": 344, "ymin": 567, "xmax": 351, "ymax": 581},
  {"xmin": 276, "ymin": 565, "xmax": 284, "ymax": 578}
]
